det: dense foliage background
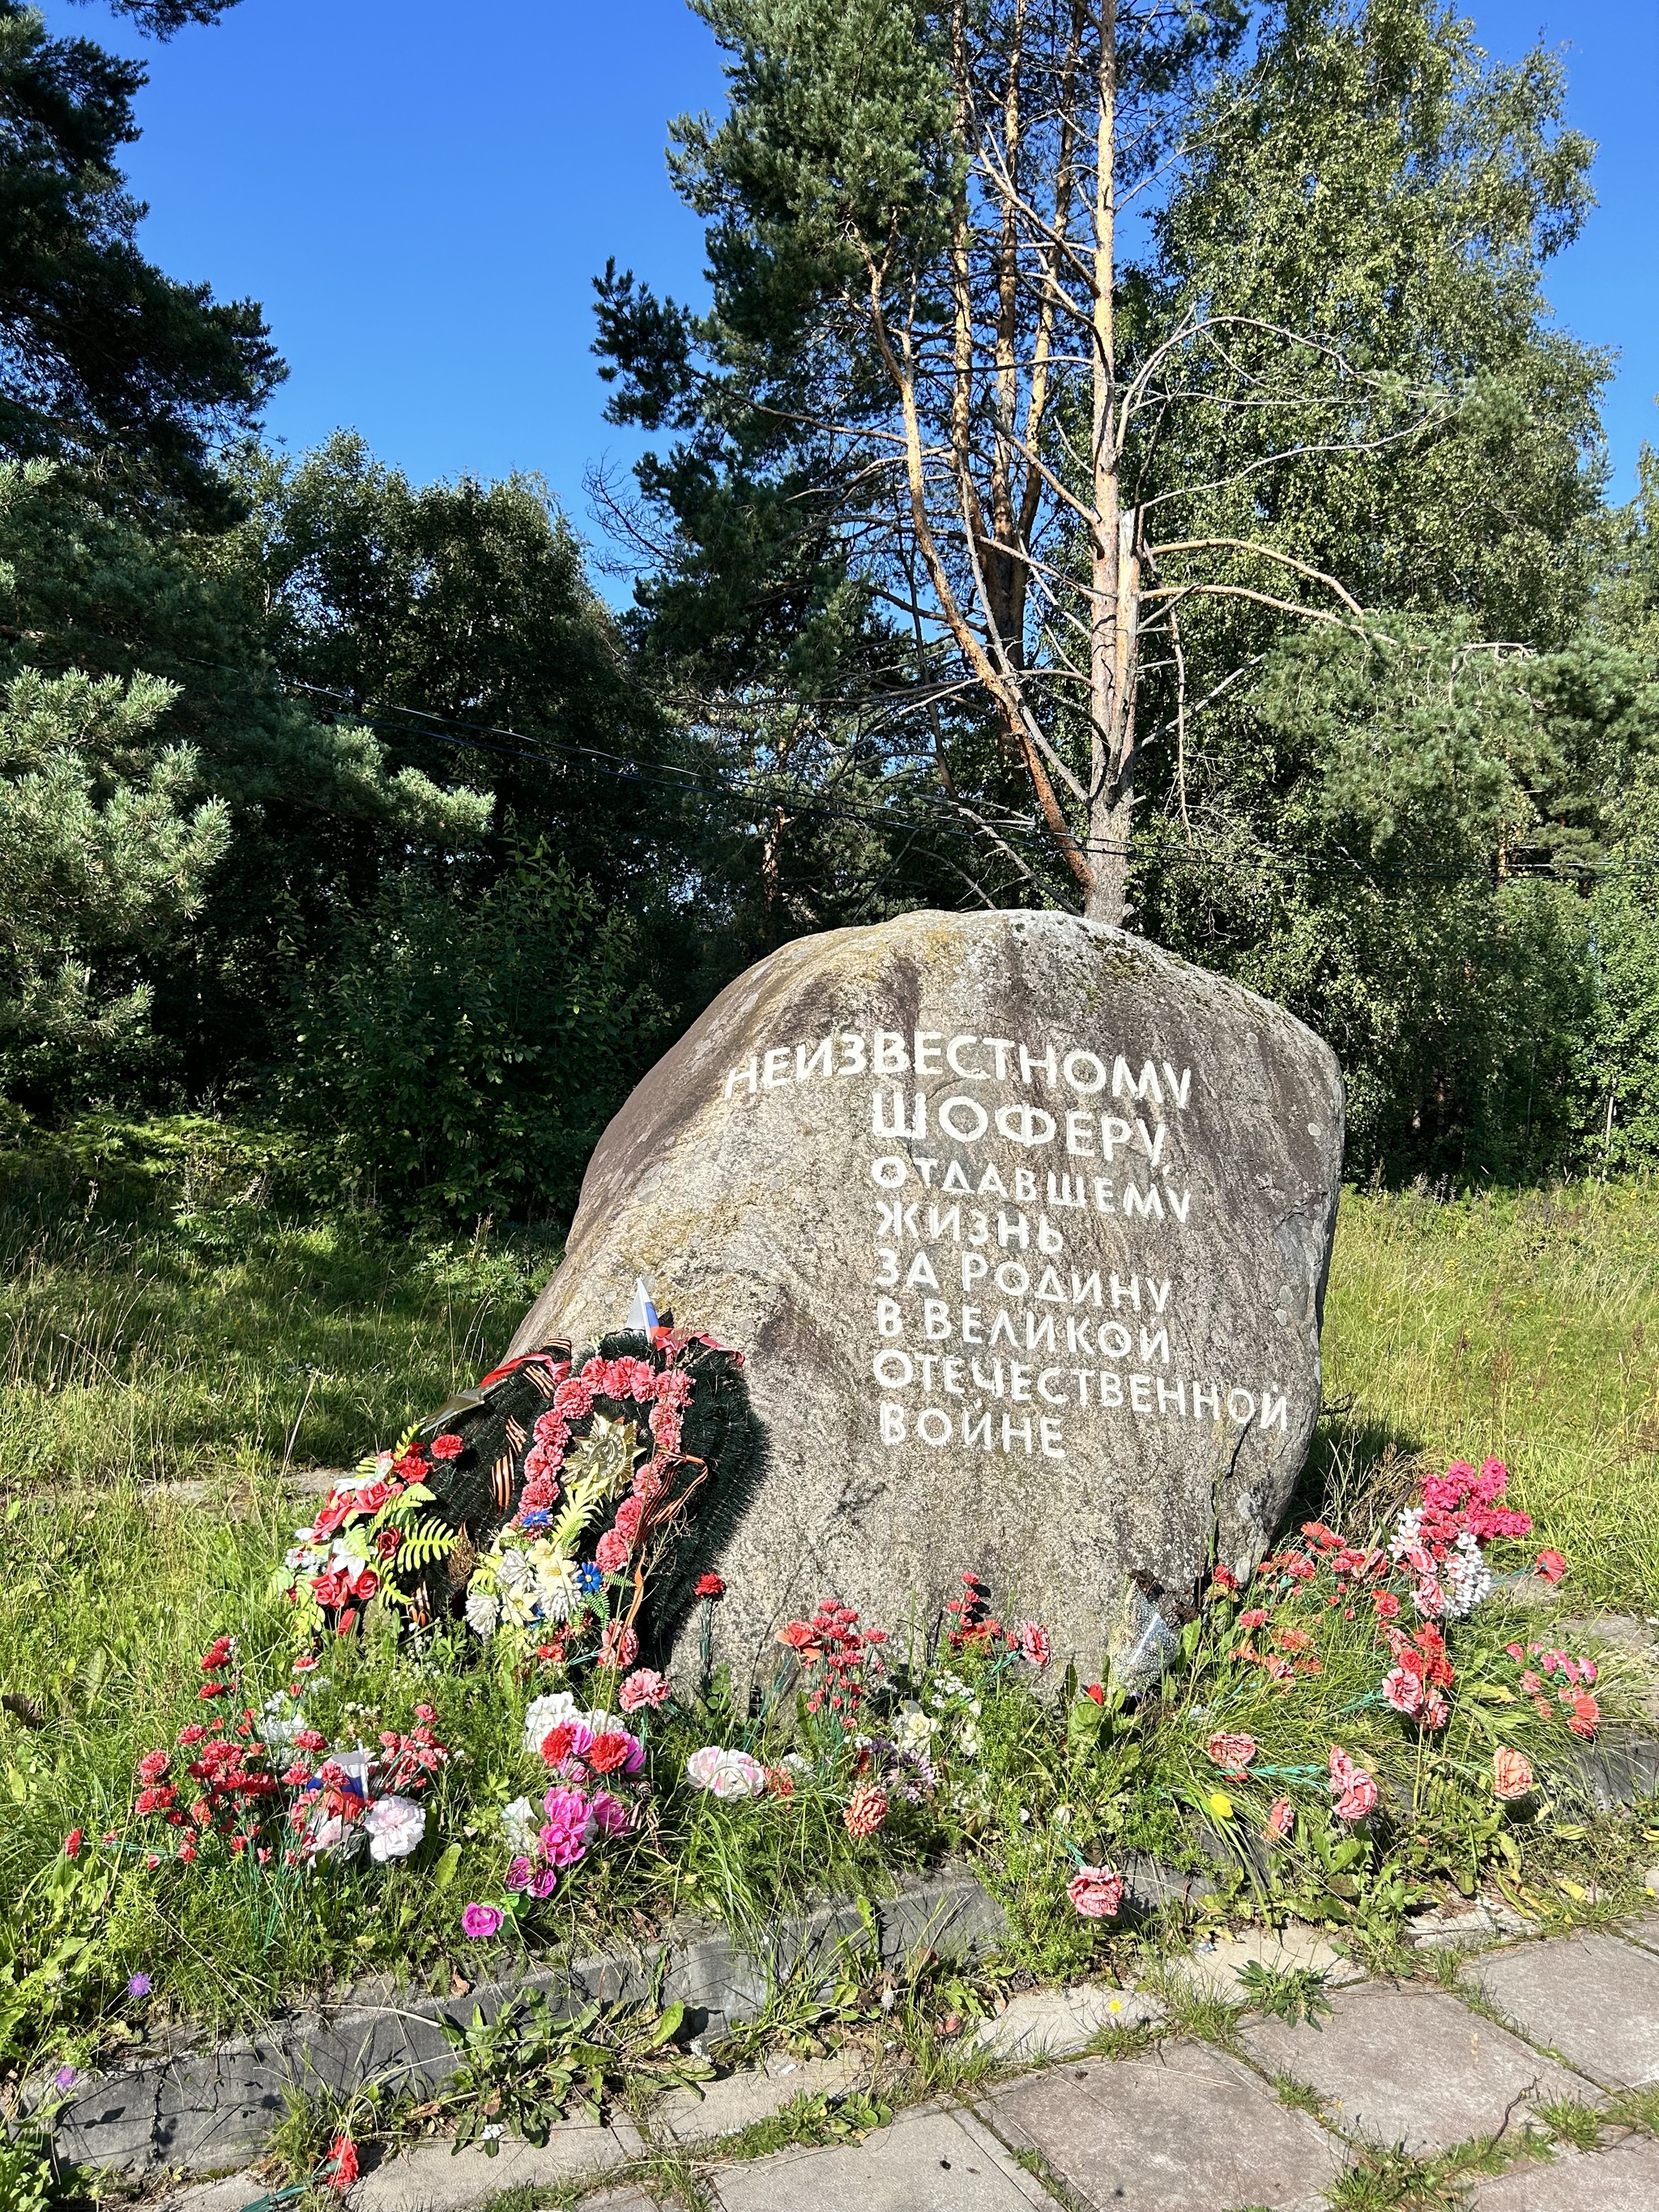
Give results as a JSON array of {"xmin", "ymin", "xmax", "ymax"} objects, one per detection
[{"xmin": 2, "ymin": 0, "xmax": 1657, "ymax": 1225}]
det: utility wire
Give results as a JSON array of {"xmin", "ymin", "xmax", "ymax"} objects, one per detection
[{"xmin": 14, "ymin": 620, "xmax": 1657, "ymax": 887}]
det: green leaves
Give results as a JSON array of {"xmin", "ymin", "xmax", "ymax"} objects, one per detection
[{"xmin": 435, "ymin": 1992, "xmax": 714, "ymax": 2153}]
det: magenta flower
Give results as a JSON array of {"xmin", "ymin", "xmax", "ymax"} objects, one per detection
[{"xmin": 461, "ymin": 1903, "xmax": 504, "ymax": 1940}]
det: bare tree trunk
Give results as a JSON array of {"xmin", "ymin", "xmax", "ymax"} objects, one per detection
[{"xmin": 1085, "ymin": 0, "xmax": 1131, "ymax": 927}]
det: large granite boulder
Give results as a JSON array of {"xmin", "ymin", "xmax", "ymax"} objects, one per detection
[{"xmin": 510, "ymin": 911, "xmax": 1343, "ymax": 1688}]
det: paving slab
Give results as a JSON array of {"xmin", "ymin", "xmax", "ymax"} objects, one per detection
[
  {"xmin": 346, "ymin": 2115, "xmax": 642, "ymax": 2210},
  {"xmin": 1469, "ymin": 2133, "xmax": 1659, "ymax": 2210},
  {"xmin": 983, "ymin": 2042, "xmax": 1342, "ymax": 2211},
  {"xmin": 158, "ymin": 2175, "xmax": 267, "ymax": 2212},
  {"xmin": 649, "ymin": 2049, "xmax": 864, "ymax": 2145},
  {"xmin": 1177, "ymin": 1925, "xmax": 1366, "ymax": 2001},
  {"xmin": 710, "ymin": 2100, "xmax": 1052, "ymax": 2210},
  {"xmin": 1239, "ymin": 1981, "xmax": 1588, "ymax": 2152},
  {"xmin": 970, "ymin": 1982, "xmax": 1166, "ymax": 2061},
  {"xmin": 1460, "ymin": 1936, "xmax": 1659, "ymax": 2088}
]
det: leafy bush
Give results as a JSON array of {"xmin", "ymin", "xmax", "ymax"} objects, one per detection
[{"xmin": 279, "ymin": 849, "xmax": 678, "ymax": 1225}]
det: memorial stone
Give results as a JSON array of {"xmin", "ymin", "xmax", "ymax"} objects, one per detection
[{"xmin": 509, "ymin": 910, "xmax": 1343, "ymax": 1686}]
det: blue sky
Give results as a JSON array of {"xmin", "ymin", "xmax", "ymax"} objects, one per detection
[{"xmin": 60, "ymin": 0, "xmax": 1659, "ymax": 555}]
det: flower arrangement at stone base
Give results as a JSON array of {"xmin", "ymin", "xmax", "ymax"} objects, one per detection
[
  {"xmin": 277, "ymin": 1325, "xmax": 756, "ymax": 1685},
  {"xmin": 122, "ymin": 1636, "xmax": 448, "ymax": 1874}
]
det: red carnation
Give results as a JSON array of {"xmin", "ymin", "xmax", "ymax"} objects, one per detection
[
  {"xmin": 429, "ymin": 1432, "xmax": 464, "ymax": 1460},
  {"xmin": 695, "ymin": 1572, "xmax": 726, "ymax": 1600}
]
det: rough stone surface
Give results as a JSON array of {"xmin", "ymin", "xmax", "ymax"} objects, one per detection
[
  {"xmin": 1176, "ymin": 1924, "xmax": 1365, "ymax": 2001},
  {"xmin": 970, "ymin": 1983, "xmax": 1165, "ymax": 2061},
  {"xmin": 1469, "ymin": 2134, "xmax": 1659, "ymax": 2210},
  {"xmin": 649, "ymin": 2050, "xmax": 865, "ymax": 2145},
  {"xmin": 1460, "ymin": 1936, "xmax": 1659, "ymax": 2087},
  {"xmin": 1239, "ymin": 1982, "xmax": 1589, "ymax": 2151},
  {"xmin": 710, "ymin": 2100, "xmax": 1053, "ymax": 2210},
  {"xmin": 984, "ymin": 2042, "xmax": 1342, "ymax": 2210},
  {"xmin": 510, "ymin": 910, "xmax": 1343, "ymax": 1685},
  {"xmin": 345, "ymin": 2116, "xmax": 640, "ymax": 2210}
]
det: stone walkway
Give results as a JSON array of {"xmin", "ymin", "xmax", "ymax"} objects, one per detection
[{"xmin": 161, "ymin": 1902, "xmax": 1659, "ymax": 2212}]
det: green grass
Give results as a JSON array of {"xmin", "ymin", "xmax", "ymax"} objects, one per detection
[
  {"xmin": 0, "ymin": 1122, "xmax": 559, "ymax": 1490},
  {"xmin": 1321, "ymin": 1182, "xmax": 1659, "ymax": 1610},
  {"xmin": 3, "ymin": 1134, "xmax": 1659, "ymax": 2085}
]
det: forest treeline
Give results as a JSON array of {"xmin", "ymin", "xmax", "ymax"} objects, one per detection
[{"xmin": 2, "ymin": 0, "xmax": 1657, "ymax": 1224}]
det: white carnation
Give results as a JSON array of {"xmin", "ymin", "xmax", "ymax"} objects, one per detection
[
  {"xmin": 464, "ymin": 1589, "xmax": 500, "ymax": 1639},
  {"xmin": 500, "ymin": 1796, "xmax": 538, "ymax": 1854},
  {"xmin": 364, "ymin": 1794, "xmax": 426, "ymax": 1862}
]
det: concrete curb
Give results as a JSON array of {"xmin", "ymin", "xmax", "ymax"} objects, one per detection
[{"xmin": 57, "ymin": 1852, "xmax": 1220, "ymax": 2178}]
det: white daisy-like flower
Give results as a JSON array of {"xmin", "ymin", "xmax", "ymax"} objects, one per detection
[
  {"xmin": 892, "ymin": 1700, "xmax": 939, "ymax": 1754},
  {"xmin": 501, "ymin": 1585, "xmax": 539, "ymax": 1629},
  {"xmin": 464, "ymin": 1589, "xmax": 500, "ymax": 1639},
  {"xmin": 532, "ymin": 1554, "xmax": 583, "ymax": 1622}
]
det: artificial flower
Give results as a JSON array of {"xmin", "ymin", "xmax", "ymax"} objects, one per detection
[
  {"xmin": 1328, "ymin": 1745, "xmax": 1379, "ymax": 1821},
  {"xmin": 1535, "ymin": 1549, "xmax": 1567, "ymax": 1583},
  {"xmin": 1205, "ymin": 1732, "xmax": 1257, "ymax": 1777},
  {"xmin": 429, "ymin": 1432, "xmax": 464, "ymax": 1460},
  {"xmin": 685, "ymin": 1745, "xmax": 766, "ymax": 1799},
  {"xmin": 1493, "ymin": 1748, "xmax": 1534, "ymax": 1801},
  {"xmin": 522, "ymin": 1692, "xmax": 580, "ymax": 1756},
  {"xmin": 619, "ymin": 1668, "xmax": 669, "ymax": 1713},
  {"xmin": 1067, "ymin": 1865, "xmax": 1125, "ymax": 1918},
  {"xmin": 1265, "ymin": 1796, "xmax": 1294, "ymax": 1842},
  {"xmin": 363, "ymin": 1794, "xmax": 426, "ymax": 1862},
  {"xmin": 461, "ymin": 1903, "xmax": 504, "ymax": 1940},
  {"xmin": 694, "ymin": 1572, "xmax": 726, "ymax": 1599},
  {"xmin": 844, "ymin": 1784, "xmax": 889, "ymax": 1839}
]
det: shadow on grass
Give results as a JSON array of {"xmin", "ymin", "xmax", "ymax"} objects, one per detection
[{"xmin": 1290, "ymin": 1407, "xmax": 1430, "ymax": 1540}]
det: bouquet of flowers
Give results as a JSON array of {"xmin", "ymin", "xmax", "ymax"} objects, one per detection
[{"xmin": 122, "ymin": 1638, "xmax": 449, "ymax": 1873}]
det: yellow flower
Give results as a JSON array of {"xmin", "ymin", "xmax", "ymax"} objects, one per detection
[{"xmin": 1207, "ymin": 1789, "xmax": 1235, "ymax": 1820}]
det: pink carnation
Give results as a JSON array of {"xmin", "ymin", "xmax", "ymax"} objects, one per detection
[
  {"xmin": 1067, "ymin": 1865, "xmax": 1125, "ymax": 1919},
  {"xmin": 552, "ymin": 1376, "xmax": 594, "ymax": 1420},
  {"xmin": 532, "ymin": 1409, "xmax": 569, "ymax": 1447},
  {"xmin": 612, "ymin": 1357, "xmax": 657, "ymax": 1401},
  {"xmin": 523, "ymin": 1440, "xmax": 563, "ymax": 1482},
  {"xmin": 1328, "ymin": 1746, "xmax": 1378, "ymax": 1820},
  {"xmin": 539, "ymin": 1787, "xmax": 596, "ymax": 1868},
  {"xmin": 632, "ymin": 1459, "xmax": 669, "ymax": 1500},
  {"xmin": 598, "ymin": 1621, "xmax": 640, "ymax": 1670},
  {"xmin": 1205, "ymin": 1731, "xmax": 1257, "ymax": 1777},
  {"xmin": 1265, "ymin": 1796, "xmax": 1294, "ymax": 1841},
  {"xmin": 620, "ymin": 1667, "xmax": 670, "ymax": 1713},
  {"xmin": 612, "ymin": 1497, "xmax": 645, "ymax": 1543},
  {"xmin": 1016, "ymin": 1621, "xmax": 1051, "ymax": 1669},
  {"xmin": 595, "ymin": 1530, "xmax": 630, "ymax": 1574},
  {"xmin": 649, "ymin": 1402, "xmax": 684, "ymax": 1455},
  {"xmin": 589, "ymin": 1790, "xmax": 633, "ymax": 1836}
]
